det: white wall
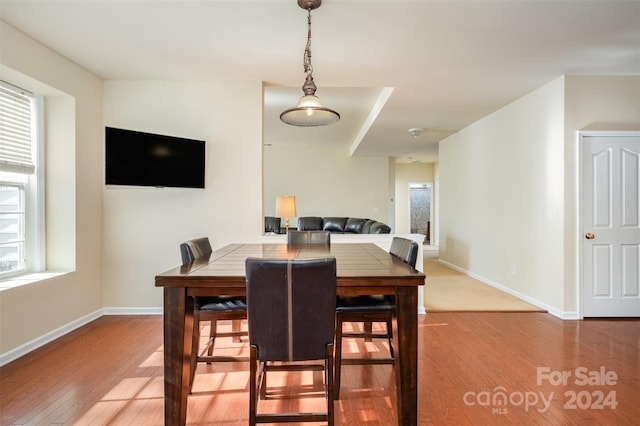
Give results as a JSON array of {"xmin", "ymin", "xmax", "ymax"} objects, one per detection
[
  {"xmin": 440, "ymin": 77, "xmax": 566, "ymax": 313},
  {"xmin": 562, "ymin": 76, "xmax": 640, "ymax": 313},
  {"xmin": 263, "ymin": 143, "xmax": 390, "ymax": 229},
  {"xmin": 0, "ymin": 22, "xmax": 103, "ymax": 356},
  {"xmin": 439, "ymin": 75, "xmax": 640, "ymax": 317},
  {"xmin": 103, "ymin": 81, "xmax": 263, "ymax": 308}
]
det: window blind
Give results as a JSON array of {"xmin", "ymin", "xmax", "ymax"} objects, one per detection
[{"xmin": 0, "ymin": 82, "xmax": 35, "ymax": 175}]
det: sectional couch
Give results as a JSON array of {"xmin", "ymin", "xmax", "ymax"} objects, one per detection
[{"xmin": 297, "ymin": 216, "xmax": 391, "ymax": 234}]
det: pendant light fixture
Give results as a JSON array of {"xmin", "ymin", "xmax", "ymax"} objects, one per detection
[{"xmin": 280, "ymin": 0, "xmax": 340, "ymax": 127}]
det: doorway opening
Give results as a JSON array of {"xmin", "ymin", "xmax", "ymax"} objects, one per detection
[{"xmin": 409, "ymin": 182, "xmax": 432, "ymax": 244}]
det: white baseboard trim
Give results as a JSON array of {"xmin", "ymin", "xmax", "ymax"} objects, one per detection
[
  {"xmin": 553, "ymin": 310, "xmax": 580, "ymax": 320},
  {"xmin": 437, "ymin": 259, "xmax": 573, "ymax": 320},
  {"xmin": 0, "ymin": 309, "xmax": 103, "ymax": 367},
  {"xmin": 0, "ymin": 307, "xmax": 164, "ymax": 367}
]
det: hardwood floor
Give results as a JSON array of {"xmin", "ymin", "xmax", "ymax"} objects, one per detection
[{"xmin": 1, "ymin": 313, "xmax": 638, "ymax": 425}]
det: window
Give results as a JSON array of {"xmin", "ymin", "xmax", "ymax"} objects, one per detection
[{"xmin": 0, "ymin": 81, "xmax": 44, "ymax": 278}]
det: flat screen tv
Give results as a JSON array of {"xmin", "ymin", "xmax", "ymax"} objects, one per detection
[{"xmin": 105, "ymin": 127, "xmax": 205, "ymax": 188}]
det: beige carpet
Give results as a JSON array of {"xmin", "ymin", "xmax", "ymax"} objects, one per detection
[{"xmin": 423, "ymin": 249, "xmax": 545, "ymax": 312}]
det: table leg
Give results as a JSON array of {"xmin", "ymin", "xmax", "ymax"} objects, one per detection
[
  {"xmin": 164, "ymin": 287, "xmax": 194, "ymax": 426},
  {"xmin": 393, "ymin": 286, "xmax": 418, "ymax": 426}
]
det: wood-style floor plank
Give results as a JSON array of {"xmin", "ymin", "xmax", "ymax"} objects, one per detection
[{"xmin": 1, "ymin": 313, "xmax": 638, "ymax": 425}]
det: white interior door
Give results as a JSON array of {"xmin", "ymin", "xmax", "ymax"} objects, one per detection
[{"xmin": 581, "ymin": 132, "xmax": 640, "ymax": 317}]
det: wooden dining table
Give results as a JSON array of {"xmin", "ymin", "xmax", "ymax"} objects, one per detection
[{"xmin": 155, "ymin": 242, "xmax": 425, "ymax": 426}]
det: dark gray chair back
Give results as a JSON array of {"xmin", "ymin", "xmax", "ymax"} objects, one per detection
[
  {"xmin": 389, "ymin": 236, "xmax": 418, "ymax": 268},
  {"xmin": 287, "ymin": 230, "xmax": 331, "ymax": 246},
  {"xmin": 180, "ymin": 237, "xmax": 212, "ymax": 264},
  {"xmin": 264, "ymin": 216, "xmax": 281, "ymax": 233},
  {"xmin": 245, "ymin": 257, "xmax": 336, "ymax": 361}
]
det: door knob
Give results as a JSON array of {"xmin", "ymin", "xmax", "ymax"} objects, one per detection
[{"xmin": 585, "ymin": 233, "xmax": 595, "ymax": 240}]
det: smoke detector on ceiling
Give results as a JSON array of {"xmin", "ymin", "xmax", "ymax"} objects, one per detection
[{"xmin": 408, "ymin": 128, "xmax": 424, "ymax": 139}]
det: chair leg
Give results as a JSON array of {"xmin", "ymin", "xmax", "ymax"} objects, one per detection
[
  {"xmin": 206, "ymin": 320, "xmax": 218, "ymax": 363},
  {"xmin": 231, "ymin": 319, "xmax": 242, "ymax": 343},
  {"xmin": 249, "ymin": 345, "xmax": 257, "ymax": 426},
  {"xmin": 386, "ymin": 318, "xmax": 394, "ymax": 358},
  {"xmin": 326, "ymin": 343, "xmax": 335, "ymax": 425},
  {"xmin": 259, "ymin": 361, "xmax": 267, "ymax": 400},
  {"xmin": 363, "ymin": 321, "xmax": 373, "ymax": 342},
  {"xmin": 334, "ymin": 316, "xmax": 343, "ymax": 400}
]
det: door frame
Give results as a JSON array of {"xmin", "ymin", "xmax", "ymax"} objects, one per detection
[
  {"xmin": 408, "ymin": 181, "xmax": 433, "ymax": 243},
  {"xmin": 577, "ymin": 130, "xmax": 640, "ymax": 318}
]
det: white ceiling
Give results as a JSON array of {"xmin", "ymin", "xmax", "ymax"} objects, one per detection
[{"xmin": 2, "ymin": 0, "xmax": 639, "ymax": 163}]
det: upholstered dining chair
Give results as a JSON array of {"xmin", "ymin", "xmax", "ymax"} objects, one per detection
[
  {"xmin": 180, "ymin": 237, "xmax": 248, "ymax": 392},
  {"xmin": 264, "ymin": 216, "xmax": 281, "ymax": 234},
  {"xmin": 333, "ymin": 236, "xmax": 419, "ymax": 399},
  {"xmin": 245, "ymin": 257, "xmax": 336, "ymax": 425},
  {"xmin": 286, "ymin": 230, "xmax": 331, "ymax": 245}
]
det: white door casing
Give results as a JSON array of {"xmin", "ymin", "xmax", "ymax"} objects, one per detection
[{"xmin": 581, "ymin": 132, "xmax": 640, "ymax": 317}]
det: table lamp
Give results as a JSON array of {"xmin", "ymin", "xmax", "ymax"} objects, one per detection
[{"xmin": 276, "ymin": 195, "xmax": 297, "ymax": 234}]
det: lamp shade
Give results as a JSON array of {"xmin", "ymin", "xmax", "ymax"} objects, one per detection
[
  {"xmin": 280, "ymin": 95, "xmax": 340, "ymax": 127},
  {"xmin": 276, "ymin": 195, "xmax": 297, "ymax": 218}
]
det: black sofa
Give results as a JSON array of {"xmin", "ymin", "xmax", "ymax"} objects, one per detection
[{"xmin": 297, "ymin": 216, "xmax": 391, "ymax": 234}]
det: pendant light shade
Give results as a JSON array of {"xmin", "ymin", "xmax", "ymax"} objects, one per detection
[
  {"xmin": 280, "ymin": 95, "xmax": 340, "ymax": 127},
  {"xmin": 280, "ymin": 0, "xmax": 340, "ymax": 127}
]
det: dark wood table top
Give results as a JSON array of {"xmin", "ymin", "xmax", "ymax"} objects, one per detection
[{"xmin": 156, "ymin": 243, "xmax": 425, "ymax": 289}]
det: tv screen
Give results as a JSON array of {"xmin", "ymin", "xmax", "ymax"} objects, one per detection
[{"xmin": 105, "ymin": 127, "xmax": 205, "ymax": 188}]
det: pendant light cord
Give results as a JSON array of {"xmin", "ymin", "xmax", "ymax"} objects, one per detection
[
  {"xmin": 301, "ymin": 8, "xmax": 317, "ymax": 96},
  {"xmin": 304, "ymin": 8, "xmax": 313, "ymax": 79}
]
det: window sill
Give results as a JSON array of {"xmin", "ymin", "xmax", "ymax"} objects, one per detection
[{"xmin": 0, "ymin": 271, "xmax": 68, "ymax": 291}]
